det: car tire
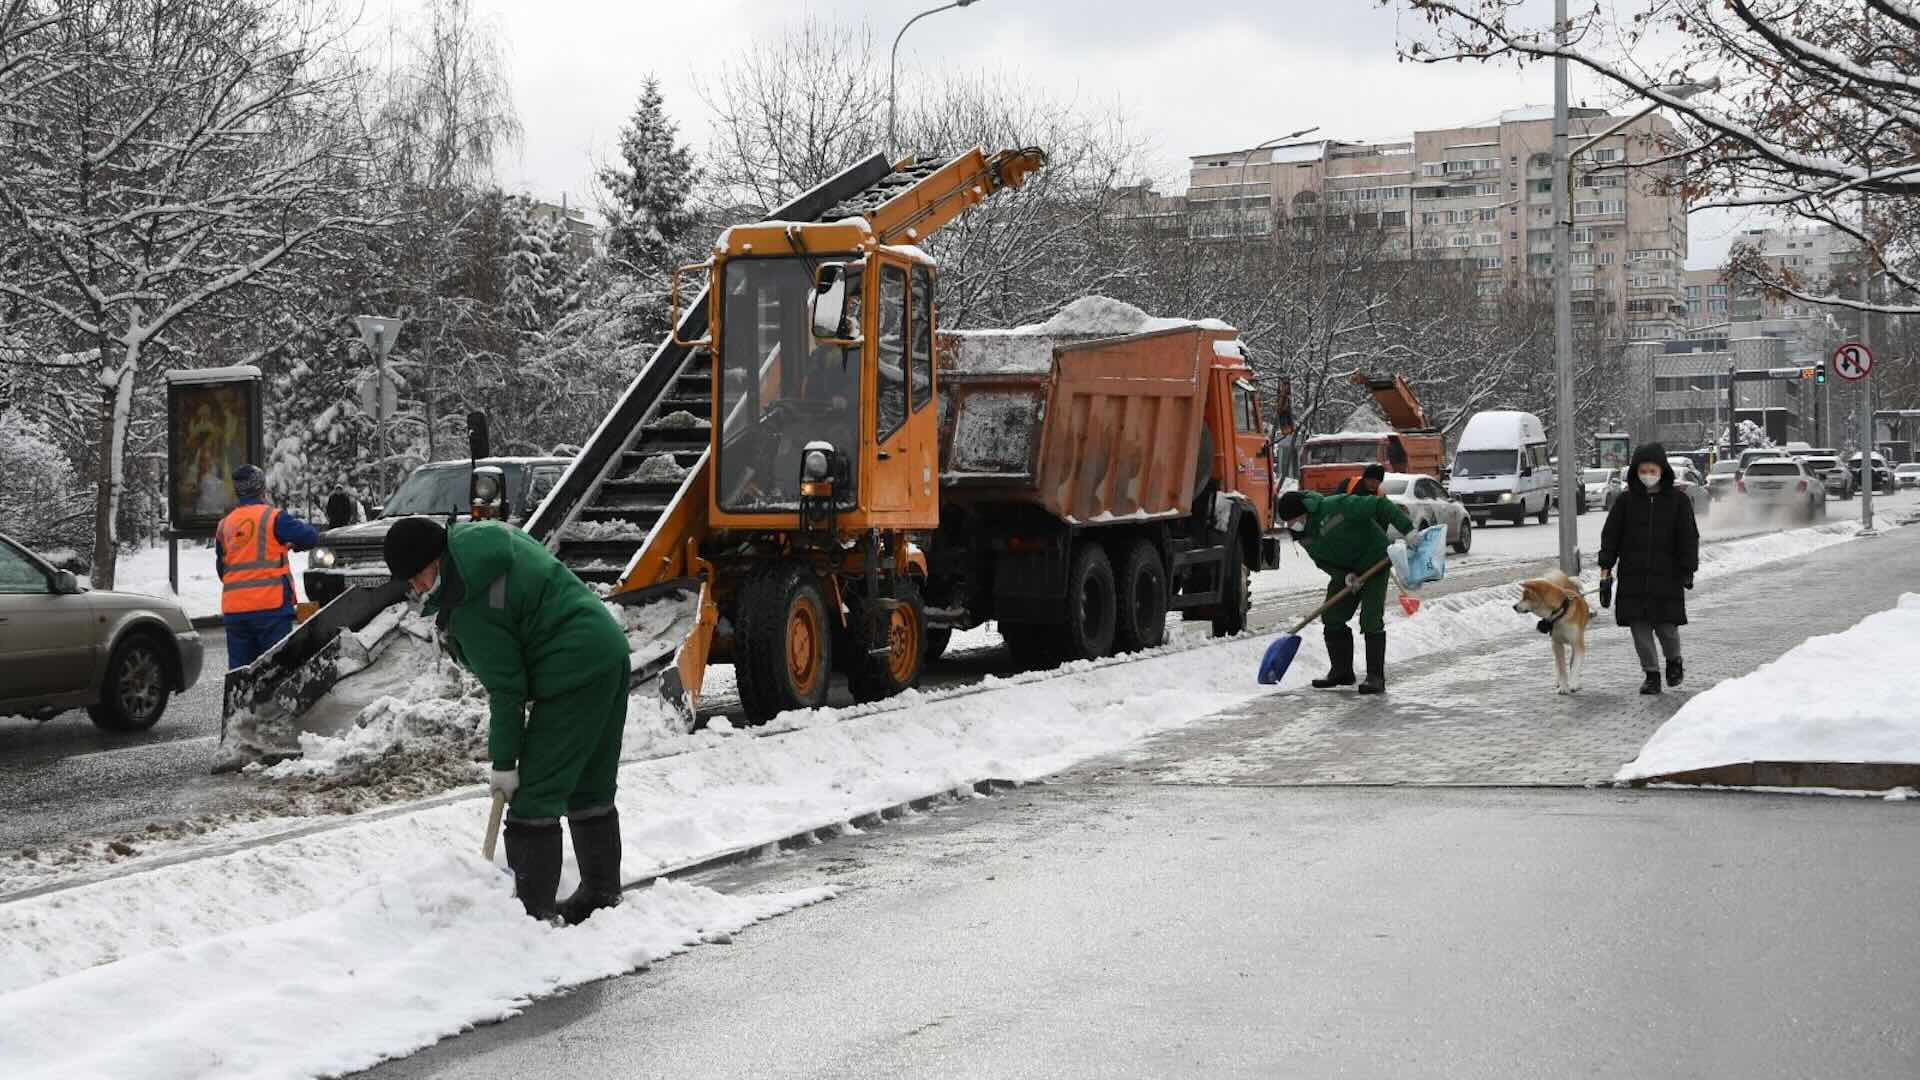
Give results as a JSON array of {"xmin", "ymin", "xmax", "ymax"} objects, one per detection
[
  {"xmin": 88, "ymin": 633, "xmax": 171, "ymax": 732},
  {"xmin": 1450, "ymin": 516, "xmax": 1473, "ymax": 555}
]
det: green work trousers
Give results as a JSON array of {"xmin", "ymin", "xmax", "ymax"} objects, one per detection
[
  {"xmin": 507, "ymin": 658, "xmax": 630, "ymax": 822},
  {"xmin": 1321, "ymin": 569, "xmax": 1389, "ymax": 635}
]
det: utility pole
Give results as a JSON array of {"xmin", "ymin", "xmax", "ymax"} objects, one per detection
[{"xmin": 1551, "ymin": 0, "xmax": 1579, "ymax": 575}]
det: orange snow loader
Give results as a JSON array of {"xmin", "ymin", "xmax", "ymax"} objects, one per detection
[{"xmin": 1298, "ymin": 370, "xmax": 1447, "ymax": 494}]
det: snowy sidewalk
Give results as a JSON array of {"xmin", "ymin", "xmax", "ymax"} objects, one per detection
[{"xmin": 1079, "ymin": 519, "xmax": 1920, "ymax": 788}]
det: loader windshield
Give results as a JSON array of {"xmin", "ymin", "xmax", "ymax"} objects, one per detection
[{"xmin": 716, "ymin": 256, "xmax": 861, "ymax": 512}]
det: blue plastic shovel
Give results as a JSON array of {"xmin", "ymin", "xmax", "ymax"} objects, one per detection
[{"xmin": 1258, "ymin": 557, "xmax": 1391, "ymax": 685}]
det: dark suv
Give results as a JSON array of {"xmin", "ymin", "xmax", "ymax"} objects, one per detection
[
  {"xmin": 303, "ymin": 457, "xmax": 570, "ymax": 604},
  {"xmin": 1848, "ymin": 452, "xmax": 1895, "ymax": 496}
]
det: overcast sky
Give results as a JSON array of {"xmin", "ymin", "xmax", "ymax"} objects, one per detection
[{"xmin": 413, "ymin": 0, "xmax": 1759, "ymax": 269}]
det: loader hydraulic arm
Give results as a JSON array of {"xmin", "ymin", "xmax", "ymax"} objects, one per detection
[
  {"xmin": 859, "ymin": 147, "xmax": 1048, "ymax": 246},
  {"xmin": 1347, "ymin": 369, "xmax": 1431, "ymax": 432}
]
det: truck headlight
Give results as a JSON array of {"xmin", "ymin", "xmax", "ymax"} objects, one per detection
[
  {"xmin": 310, "ymin": 546, "xmax": 337, "ymax": 569},
  {"xmin": 1499, "ymin": 492, "xmax": 1516, "ymax": 503},
  {"xmin": 801, "ymin": 441, "xmax": 835, "ymax": 482}
]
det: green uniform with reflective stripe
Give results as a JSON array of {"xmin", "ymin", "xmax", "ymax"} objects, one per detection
[
  {"xmin": 423, "ymin": 521, "xmax": 630, "ymax": 821},
  {"xmin": 1295, "ymin": 491, "xmax": 1414, "ymax": 634}
]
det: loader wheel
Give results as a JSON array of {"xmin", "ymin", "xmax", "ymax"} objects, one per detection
[
  {"xmin": 1209, "ymin": 542, "xmax": 1251, "ymax": 638},
  {"xmin": 849, "ymin": 581, "xmax": 927, "ymax": 704},
  {"xmin": 1114, "ymin": 539, "xmax": 1168, "ymax": 654},
  {"xmin": 1061, "ymin": 542, "xmax": 1117, "ymax": 662},
  {"xmin": 734, "ymin": 563, "xmax": 833, "ymax": 725}
]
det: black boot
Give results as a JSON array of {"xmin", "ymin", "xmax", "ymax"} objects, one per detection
[
  {"xmin": 1665, "ymin": 657, "xmax": 1684, "ymax": 688},
  {"xmin": 1312, "ymin": 627, "xmax": 1356, "ymax": 689},
  {"xmin": 1639, "ymin": 670, "xmax": 1663, "ymax": 695},
  {"xmin": 502, "ymin": 820, "xmax": 563, "ymax": 922},
  {"xmin": 559, "ymin": 807, "xmax": 624, "ymax": 926},
  {"xmin": 1356, "ymin": 632, "xmax": 1387, "ymax": 695}
]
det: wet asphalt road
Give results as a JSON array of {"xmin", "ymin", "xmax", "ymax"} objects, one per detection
[
  {"xmin": 366, "ymin": 785, "xmax": 1920, "ymax": 1080},
  {"xmin": 0, "ymin": 627, "xmax": 280, "ymax": 851}
]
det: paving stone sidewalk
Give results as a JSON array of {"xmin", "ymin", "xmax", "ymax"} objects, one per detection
[{"xmin": 1071, "ymin": 522, "xmax": 1920, "ymax": 787}]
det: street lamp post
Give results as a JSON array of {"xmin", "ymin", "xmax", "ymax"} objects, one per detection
[
  {"xmin": 888, "ymin": 0, "xmax": 979, "ymax": 155},
  {"xmin": 1232, "ymin": 126, "xmax": 1322, "ymax": 236},
  {"xmin": 1552, "ymin": 47, "xmax": 1719, "ymax": 576}
]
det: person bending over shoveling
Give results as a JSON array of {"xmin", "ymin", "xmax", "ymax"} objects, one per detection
[
  {"xmin": 1275, "ymin": 489, "xmax": 1414, "ymax": 694},
  {"xmin": 384, "ymin": 516, "xmax": 632, "ymax": 924}
]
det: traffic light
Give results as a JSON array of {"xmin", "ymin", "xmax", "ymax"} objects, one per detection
[{"xmin": 1816, "ymin": 362, "xmax": 1826, "ymax": 384}]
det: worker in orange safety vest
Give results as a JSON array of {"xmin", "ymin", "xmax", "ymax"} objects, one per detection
[{"xmin": 215, "ymin": 464, "xmax": 319, "ymax": 669}]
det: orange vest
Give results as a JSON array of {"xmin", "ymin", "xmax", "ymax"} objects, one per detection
[{"xmin": 217, "ymin": 503, "xmax": 293, "ymax": 615}]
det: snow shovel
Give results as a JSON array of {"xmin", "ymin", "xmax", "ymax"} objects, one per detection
[
  {"xmin": 481, "ymin": 789, "xmax": 507, "ymax": 862},
  {"xmin": 1257, "ymin": 557, "xmax": 1391, "ymax": 685}
]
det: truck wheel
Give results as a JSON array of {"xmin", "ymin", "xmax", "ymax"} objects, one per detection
[
  {"xmin": 1061, "ymin": 542, "xmax": 1117, "ymax": 661},
  {"xmin": 849, "ymin": 582, "xmax": 927, "ymax": 704},
  {"xmin": 1210, "ymin": 542, "xmax": 1251, "ymax": 638},
  {"xmin": 88, "ymin": 632, "xmax": 171, "ymax": 732},
  {"xmin": 925, "ymin": 627, "xmax": 952, "ymax": 664},
  {"xmin": 1114, "ymin": 539, "xmax": 1168, "ymax": 654},
  {"xmin": 1450, "ymin": 516, "xmax": 1472, "ymax": 555},
  {"xmin": 734, "ymin": 563, "xmax": 833, "ymax": 724}
]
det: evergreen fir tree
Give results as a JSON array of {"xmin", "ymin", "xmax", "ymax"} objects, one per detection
[{"xmin": 597, "ymin": 77, "xmax": 699, "ymax": 270}]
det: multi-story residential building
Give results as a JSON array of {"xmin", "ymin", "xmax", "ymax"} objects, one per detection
[
  {"xmin": 1173, "ymin": 106, "xmax": 1692, "ymax": 337},
  {"xmin": 1619, "ymin": 335, "xmax": 1818, "ymax": 448}
]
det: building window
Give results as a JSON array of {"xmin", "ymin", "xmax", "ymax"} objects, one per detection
[
  {"xmin": 1590, "ymin": 147, "xmax": 1621, "ymax": 163},
  {"xmin": 1477, "ymin": 255, "xmax": 1505, "ymax": 269},
  {"xmin": 1380, "ymin": 210, "xmax": 1407, "ymax": 226},
  {"xmin": 1599, "ymin": 251, "xmax": 1616, "ymax": 265},
  {"xmin": 1510, "ymin": 230, "xmax": 1519, "ymax": 240},
  {"xmin": 1709, "ymin": 284, "xmax": 1729, "ymax": 297},
  {"xmin": 1450, "ymin": 234, "xmax": 1474, "ymax": 247},
  {"xmin": 1479, "ymin": 207, "xmax": 1498, "ymax": 222},
  {"xmin": 1477, "ymin": 232, "xmax": 1499, "ymax": 246}
]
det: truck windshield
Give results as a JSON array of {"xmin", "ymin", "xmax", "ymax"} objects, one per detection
[
  {"xmin": 1453, "ymin": 450, "xmax": 1518, "ymax": 477},
  {"xmin": 1304, "ymin": 440, "xmax": 1381, "ymax": 466},
  {"xmin": 382, "ymin": 463, "xmax": 525, "ymax": 517},
  {"xmin": 716, "ymin": 256, "xmax": 861, "ymax": 512}
]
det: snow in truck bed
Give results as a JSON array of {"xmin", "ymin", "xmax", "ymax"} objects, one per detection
[{"xmin": 944, "ymin": 296, "xmax": 1233, "ymax": 374}]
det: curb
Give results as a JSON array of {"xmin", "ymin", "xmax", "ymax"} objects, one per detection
[{"xmin": 1628, "ymin": 761, "xmax": 1920, "ymax": 791}]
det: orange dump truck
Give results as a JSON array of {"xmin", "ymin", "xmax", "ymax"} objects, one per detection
[
  {"xmin": 923, "ymin": 299, "xmax": 1280, "ymax": 665},
  {"xmin": 1299, "ymin": 370, "xmax": 1447, "ymax": 493}
]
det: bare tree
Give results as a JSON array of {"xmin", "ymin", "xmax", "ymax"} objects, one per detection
[
  {"xmin": 0, "ymin": 0, "xmax": 388, "ymax": 587},
  {"xmin": 1394, "ymin": 0, "xmax": 1920, "ymax": 316}
]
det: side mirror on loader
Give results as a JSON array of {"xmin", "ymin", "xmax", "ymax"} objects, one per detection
[{"xmin": 810, "ymin": 261, "xmax": 864, "ymax": 346}]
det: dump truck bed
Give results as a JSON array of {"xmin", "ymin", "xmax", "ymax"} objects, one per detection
[{"xmin": 938, "ymin": 321, "xmax": 1227, "ymax": 524}]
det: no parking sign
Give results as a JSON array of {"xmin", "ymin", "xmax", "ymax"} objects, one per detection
[{"xmin": 1833, "ymin": 341, "xmax": 1874, "ymax": 381}]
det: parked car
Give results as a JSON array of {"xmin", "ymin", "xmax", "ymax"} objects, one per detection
[
  {"xmin": 1897, "ymin": 462, "xmax": 1920, "ymax": 490},
  {"xmin": 1379, "ymin": 473, "xmax": 1473, "ymax": 554},
  {"xmin": 1738, "ymin": 458, "xmax": 1828, "ymax": 523},
  {"xmin": 1847, "ymin": 451, "xmax": 1896, "ymax": 495},
  {"xmin": 1705, "ymin": 460, "xmax": 1740, "ymax": 503},
  {"xmin": 1581, "ymin": 468, "xmax": 1613, "ymax": 513},
  {"xmin": 1802, "ymin": 455, "xmax": 1854, "ymax": 500},
  {"xmin": 1670, "ymin": 460, "xmax": 1714, "ymax": 518},
  {"xmin": 0, "ymin": 531, "xmax": 204, "ymax": 730},
  {"xmin": 304, "ymin": 456, "xmax": 571, "ymax": 604}
]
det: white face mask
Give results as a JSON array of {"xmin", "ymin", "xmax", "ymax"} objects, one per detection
[
  {"xmin": 1286, "ymin": 519, "xmax": 1307, "ymax": 533},
  {"xmin": 1638, "ymin": 471, "xmax": 1661, "ymax": 489}
]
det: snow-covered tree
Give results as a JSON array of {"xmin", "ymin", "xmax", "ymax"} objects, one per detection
[
  {"xmin": 598, "ymin": 77, "xmax": 700, "ymax": 271},
  {"xmin": 0, "ymin": 0, "xmax": 387, "ymax": 588},
  {"xmin": 1736, "ymin": 419, "xmax": 1775, "ymax": 449},
  {"xmin": 0, "ymin": 404, "xmax": 82, "ymax": 551}
]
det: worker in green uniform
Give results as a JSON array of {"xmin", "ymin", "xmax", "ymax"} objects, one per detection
[
  {"xmin": 1275, "ymin": 488, "xmax": 1414, "ymax": 695},
  {"xmin": 383, "ymin": 517, "xmax": 632, "ymax": 924}
]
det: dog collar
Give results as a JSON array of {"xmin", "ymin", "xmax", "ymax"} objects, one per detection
[{"xmin": 1535, "ymin": 596, "xmax": 1571, "ymax": 635}]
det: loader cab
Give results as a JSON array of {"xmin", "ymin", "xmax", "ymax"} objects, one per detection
[{"xmin": 703, "ymin": 221, "xmax": 940, "ymax": 535}]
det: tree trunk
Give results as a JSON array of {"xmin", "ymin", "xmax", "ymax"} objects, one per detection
[{"xmin": 90, "ymin": 355, "xmax": 136, "ymax": 591}]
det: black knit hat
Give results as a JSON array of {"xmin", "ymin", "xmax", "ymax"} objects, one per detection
[
  {"xmin": 232, "ymin": 464, "xmax": 266, "ymax": 500},
  {"xmin": 383, "ymin": 516, "xmax": 448, "ymax": 581},
  {"xmin": 1276, "ymin": 490, "xmax": 1308, "ymax": 520},
  {"xmin": 1361, "ymin": 463, "xmax": 1386, "ymax": 481}
]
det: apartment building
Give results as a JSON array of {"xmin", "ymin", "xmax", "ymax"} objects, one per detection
[
  {"xmin": 1619, "ymin": 335, "xmax": 1816, "ymax": 448},
  {"xmin": 1174, "ymin": 107, "xmax": 1693, "ymax": 337}
]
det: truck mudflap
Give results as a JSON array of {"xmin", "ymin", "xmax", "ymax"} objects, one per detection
[{"xmin": 216, "ymin": 579, "xmax": 706, "ymax": 773}]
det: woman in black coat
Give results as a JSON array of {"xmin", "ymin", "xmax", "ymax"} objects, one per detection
[{"xmin": 1598, "ymin": 442, "xmax": 1701, "ymax": 694}]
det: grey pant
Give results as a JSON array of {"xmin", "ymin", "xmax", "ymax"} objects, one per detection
[{"xmin": 1629, "ymin": 623, "xmax": 1681, "ymax": 671}]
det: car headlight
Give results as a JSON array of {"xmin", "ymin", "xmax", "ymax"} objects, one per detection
[
  {"xmin": 1499, "ymin": 492, "xmax": 1516, "ymax": 503},
  {"xmin": 310, "ymin": 546, "xmax": 337, "ymax": 569}
]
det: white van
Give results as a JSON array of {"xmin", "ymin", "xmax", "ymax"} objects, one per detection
[{"xmin": 1450, "ymin": 410, "xmax": 1554, "ymax": 526}]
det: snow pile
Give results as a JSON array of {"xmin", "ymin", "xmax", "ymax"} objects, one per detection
[
  {"xmin": 652, "ymin": 409, "xmax": 709, "ymax": 430},
  {"xmin": 561, "ymin": 518, "xmax": 649, "ymax": 541},
  {"xmin": 1339, "ymin": 403, "xmax": 1393, "ymax": 433},
  {"xmin": 945, "ymin": 296, "xmax": 1232, "ymax": 374},
  {"xmin": 947, "ymin": 390, "xmax": 1040, "ymax": 475},
  {"xmin": 630, "ymin": 452, "xmax": 691, "ymax": 483},
  {"xmin": 1617, "ymin": 593, "xmax": 1920, "ymax": 784},
  {"xmin": 0, "ymin": 859, "xmax": 828, "ymax": 1080}
]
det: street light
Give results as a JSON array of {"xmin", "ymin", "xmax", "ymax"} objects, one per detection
[
  {"xmin": 1688, "ymin": 381, "xmax": 1723, "ymax": 457},
  {"xmin": 1550, "ymin": 46, "xmax": 1720, "ymax": 576},
  {"xmin": 888, "ymin": 0, "xmax": 979, "ymax": 155},
  {"xmin": 1231, "ymin": 126, "xmax": 1323, "ymax": 236}
]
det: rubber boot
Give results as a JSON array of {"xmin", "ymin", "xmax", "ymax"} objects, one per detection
[
  {"xmin": 1640, "ymin": 670, "xmax": 1663, "ymax": 695},
  {"xmin": 1356, "ymin": 632, "xmax": 1387, "ymax": 695},
  {"xmin": 1311, "ymin": 626, "xmax": 1356, "ymax": 689},
  {"xmin": 558, "ymin": 808, "xmax": 624, "ymax": 927},
  {"xmin": 502, "ymin": 820, "xmax": 563, "ymax": 922},
  {"xmin": 1665, "ymin": 657, "xmax": 1684, "ymax": 688}
]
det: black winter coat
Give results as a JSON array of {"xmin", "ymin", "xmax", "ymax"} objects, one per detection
[{"xmin": 1598, "ymin": 443, "xmax": 1700, "ymax": 626}]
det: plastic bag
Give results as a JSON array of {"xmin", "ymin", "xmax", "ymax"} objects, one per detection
[{"xmin": 1388, "ymin": 524, "xmax": 1449, "ymax": 592}]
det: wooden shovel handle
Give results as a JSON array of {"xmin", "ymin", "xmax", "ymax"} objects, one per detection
[
  {"xmin": 1286, "ymin": 557, "xmax": 1393, "ymax": 636},
  {"xmin": 480, "ymin": 789, "xmax": 507, "ymax": 861}
]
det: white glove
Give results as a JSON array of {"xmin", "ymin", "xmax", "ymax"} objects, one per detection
[
  {"xmin": 1344, "ymin": 573, "xmax": 1361, "ymax": 590},
  {"xmin": 490, "ymin": 768, "xmax": 519, "ymax": 801}
]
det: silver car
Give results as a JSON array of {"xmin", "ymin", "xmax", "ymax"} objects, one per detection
[
  {"xmin": 1380, "ymin": 472, "xmax": 1474, "ymax": 554},
  {"xmin": 0, "ymin": 532, "xmax": 204, "ymax": 730},
  {"xmin": 1737, "ymin": 458, "xmax": 1828, "ymax": 523}
]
